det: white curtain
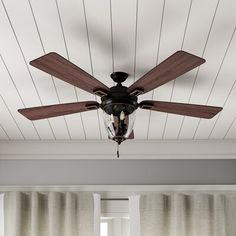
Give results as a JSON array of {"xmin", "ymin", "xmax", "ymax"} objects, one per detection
[
  {"xmin": 4, "ymin": 192, "xmax": 94, "ymax": 236},
  {"xmin": 129, "ymin": 195, "xmax": 140, "ymax": 236},
  {"xmin": 140, "ymin": 193, "xmax": 236, "ymax": 236},
  {"xmin": 0, "ymin": 194, "xmax": 4, "ymax": 236},
  {"xmin": 93, "ymin": 194, "xmax": 101, "ymax": 236}
]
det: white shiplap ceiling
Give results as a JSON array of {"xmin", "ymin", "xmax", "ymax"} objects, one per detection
[{"xmin": 0, "ymin": 0, "xmax": 236, "ymax": 141}]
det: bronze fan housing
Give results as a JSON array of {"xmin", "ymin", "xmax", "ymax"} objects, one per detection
[{"xmin": 101, "ymin": 72, "xmax": 138, "ymax": 116}]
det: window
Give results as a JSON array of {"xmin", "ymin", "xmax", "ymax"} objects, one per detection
[
  {"xmin": 101, "ymin": 218, "xmax": 130, "ymax": 236},
  {"xmin": 101, "ymin": 199, "xmax": 130, "ymax": 236},
  {"xmin": 0, "ymin": 193, "xmax": 139, "ymax": 236},
  {"xmin": 100, "ymin": 221, "xmax": 108, "ymax": 236}
]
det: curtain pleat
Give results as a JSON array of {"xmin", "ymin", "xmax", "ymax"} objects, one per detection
[
  {"xmin": 140, "ymin": 193, "xmax": 236, "ymax": 236},
  {"xmin": 4, "ymin": 192, "xmax": 94, "ymax": 236}
]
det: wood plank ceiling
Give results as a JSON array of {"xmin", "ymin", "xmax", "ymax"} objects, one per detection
[{"xmin": 0, "ymin": 0, "xmax": 236, "ymax": 140}]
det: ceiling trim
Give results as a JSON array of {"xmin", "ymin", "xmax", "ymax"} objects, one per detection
[
  {"xmin": 1, "ymin": 185, "xmax": 236, "ymax": 193},
  {"xmin": 0, "ymin": 139, "xmax": 236, "ymax": 159}
]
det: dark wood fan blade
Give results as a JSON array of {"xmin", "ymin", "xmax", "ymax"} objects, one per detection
[
  {"xmin": 128, "ymin": 51, "xmax": 205, "ymax": 95},
  {"xmin": 30, "ymin": 52, "xmax": 110, "ymax": 96},
  {"xmin": 18, "ymin": 101, "xmax": 99, "ymax": 120},
  {"xmin": 139, "ymin": 100, "xmax": 222, "ymax": 119}
]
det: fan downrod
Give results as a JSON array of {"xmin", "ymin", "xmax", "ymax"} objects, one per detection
[{"xmin": 110, "ymin": 72, "xmax": 128, "ymax": 84}]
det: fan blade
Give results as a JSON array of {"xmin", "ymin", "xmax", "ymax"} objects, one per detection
[
  {"xmin": 139, "ymin": 100, "xmax": 222, "ymax": 119},
  {"xmin": 128, "ymin": 51, "xmax": 205, "ymax": 95},
  {"xmin": 30, "ymin": 52, "xmax": 110, "ymax": 96},
  {"xmin": 18, "ymin": 101, "xmax": 99, "ymax": 120}
]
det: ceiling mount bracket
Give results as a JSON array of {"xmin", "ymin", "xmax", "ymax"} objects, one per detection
[{"xmin": 110, "ymin": 72, "xmax": 128, "ymax": 84}]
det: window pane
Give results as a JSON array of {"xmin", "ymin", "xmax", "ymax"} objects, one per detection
[
  {"xmin": 101, "ymin": 218, "xmax": 130, "ymax": 236},
  {"xmin": 100, "ymin": 222, "xmax": 108, "ymax": 236}
]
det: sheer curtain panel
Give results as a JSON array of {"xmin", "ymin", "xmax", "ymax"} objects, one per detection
[
  {"xmin": 140, "ymin": 193, "xmax": 236, "ymax": 236},
  {"xmin": 4, "ymin": 192, "xmax": 94, "ymax": 236}
]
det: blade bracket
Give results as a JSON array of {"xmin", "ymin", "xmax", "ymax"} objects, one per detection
[
  {"xmin": 129, "ymin": 88, "xmax": 144, "ymax": 96},
  {"xmin": 93, "ymin": 89, "xmax": 108, "ymax": 97},
  {"xmin": 85, "ymin": 104, "xmax": 100, "ymax": 110},
  {"xmin": 140, "ymin": 104, "xmax": 153, "ymax": 110},
  {"xmin": 139, "ymin": 101, "xmax": 154, "ymax": 110}
]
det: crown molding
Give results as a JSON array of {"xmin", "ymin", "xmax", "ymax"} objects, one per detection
[
  {"xmin": 1, "ymin": 185, "xmax": 236, "ymax": 192},
  {"xmin": 0, "ymin": 139, "xmax": 236, "ymax": 159}
]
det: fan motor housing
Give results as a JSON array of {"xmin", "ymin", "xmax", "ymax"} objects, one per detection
[{"xmin": 101, "ymin": 85, "xmax": 138, "ymax": 116}]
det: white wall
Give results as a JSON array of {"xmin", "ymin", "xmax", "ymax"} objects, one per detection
[{"xmin": 0, "ymin": 160, "xmax": 236, "ymax": 185}]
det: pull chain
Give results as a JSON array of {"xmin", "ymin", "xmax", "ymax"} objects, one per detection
[{"xmin": 116, "ymin": 143, "xmax": 120, "ymax": 158}]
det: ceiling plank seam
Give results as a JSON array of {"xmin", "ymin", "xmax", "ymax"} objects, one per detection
[
  {"xmin": 162, "ymin": 0, "xmax": 193, "ymax": 139},
  {"xmin": 54, "ymin": 0, "xmax": 87, "ymax": 140},
  {"xmin": 0, "ymin": 124, "xmax": 10, "ymax": 140},
  {"xmin": 146, "ymin": 0, "xmax": 166, "ymax": 140},
  {"xmin": 133, "ymin": 0, "xmax": 139, "ymax": 83},
  {"xmin": 1, "ymin": 0, "xmax": 56, "ymax": 140},
  {"xmin": 82, "ymin": 0, "xmax": 102, "ymax": 140},
  {"xmin": 177, "ymin": 0, "xmax": 221, "ymax": 139},
  {"xmin": 193, "ymin": 26, "xmax": 236, "ymax": 138},
  {"xmin": 0, "ymin": 95, "xmax": 25, "ymax": 139},
  {"xmin": 208, "ymin": 79, "xmax": 236, "ymax": 138},
  {"xmin": 0, "ymin": 54, "xmax": 41, "ymax": 139},
  {"xmin": 224, "ymin": 115, "xmax": 236, "ymax": 138},
  {"xmin": 109, "ymin": 0, "xmax": 114, "ymax": 75},
  {"xmin": 29, "ymin": 0, "xmax": 72, "ymax": 140}
]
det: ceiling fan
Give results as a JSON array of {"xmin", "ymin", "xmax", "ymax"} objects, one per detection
[{"xmin": 18, "ymin": 50, "xmax": 222, "ymax": 147}]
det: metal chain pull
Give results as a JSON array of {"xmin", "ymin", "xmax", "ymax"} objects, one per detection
[{"xmin": 117, "ymin": 143, "xmax": 120, "ymax": 158}]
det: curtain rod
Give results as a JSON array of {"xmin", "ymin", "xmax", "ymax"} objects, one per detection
[{"xmin": 101, "ymin": 198, "xmax": 129, "ymax": 201}]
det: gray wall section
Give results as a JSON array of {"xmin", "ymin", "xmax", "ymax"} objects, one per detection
[{"xmin": 0, "ymin": 160, "xmax": 236, "ymax": 185}]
